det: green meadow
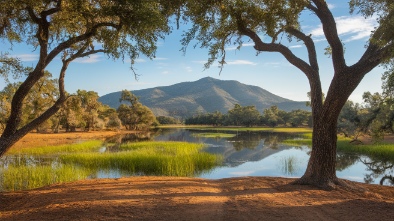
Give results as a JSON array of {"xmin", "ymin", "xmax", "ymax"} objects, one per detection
[{"xmin": 0, "ymin": 141, "xmax": 221, "ymax": 191}]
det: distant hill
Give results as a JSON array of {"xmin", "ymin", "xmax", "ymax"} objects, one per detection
[{"xmin": 99, "ymin": 77, "xmax": 309, "ymax": 118}]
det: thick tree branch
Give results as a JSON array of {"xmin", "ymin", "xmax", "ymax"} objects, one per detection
[
  {"xmin": 285, "ymin": 27, "xmax": 319, "ymax": 72},
  {"xmin": 310, "ymin": 0, "xmax": 346, "ymax": 71},
  {"xmin": 26, "ymin": 6, "xmax": 40, "ymax": 24},
  {"xmin": 236, "ymin": 19, "xmax": 314, "ymax": 80}
]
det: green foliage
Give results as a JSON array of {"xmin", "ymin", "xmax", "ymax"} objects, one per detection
[
  {"xmin": 156, "ymin": 116, "xmax": 181, "ymax": 125},
  {"xmin": 0, "ymin": 71, "xmax": 58, "ymax": 132},
  {"xmin": 182, "ymin": 0, "xmax": 308, "ymax": 69},
  {"xmin": 0, "ymin": 0, "xmax": 183, "ymax": 157},
  {"xmin": 350, "ymin": 0, "xmax": 394, "ymax": 49},
  {"xmin": 117, "ymin": 90, "xmax": 157, "ymax": 130},
  {"xmin": 0, "ymin": 53, "xmax": 30, "ymax": 81}
]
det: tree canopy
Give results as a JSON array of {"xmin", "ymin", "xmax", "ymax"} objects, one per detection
[
  {"xmin": 182, "ymin": 0, "xmax": 394, "ymax": 188},
  {"xmin": 0, "ymin": 0, "xmax": 182, "ymax": 156}
]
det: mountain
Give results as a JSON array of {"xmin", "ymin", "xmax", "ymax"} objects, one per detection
[{"xmin": 99, "ymin": 77, "xmax": 309, "ymax": 118}]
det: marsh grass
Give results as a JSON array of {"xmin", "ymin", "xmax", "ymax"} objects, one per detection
[
  {"xmin": 192, "ymin": 133, "xmax": 236, "ymax": 138},
  {"xmin": 337, "ymin": 140, "xmax": 394, "ymax": 161},
  {"xmin": 282, "ymin": 135, "xmax": 394, "ymax": 161},
  {"xmin": 6, "ymin": 140, "xmax": 103, "ymax": 156},
  {"xmin": 61, "ymin": 142, "xmax": 222, "ymax": 177},
  {"xmin": 280, "ymin": 156, "xmax": 300, "ymax": 175},
  {"xmin": 0, "ymin": 165, "xmax": 91, "ymax": 191}
]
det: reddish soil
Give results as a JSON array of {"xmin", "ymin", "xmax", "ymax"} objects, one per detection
[{"xmin": 1, "ymin": 176, "xmax": 393, "ymax": 221}]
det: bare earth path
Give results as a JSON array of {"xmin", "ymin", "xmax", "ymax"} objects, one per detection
[{"xmin": 1, "ymin": 176, "xmax": 393, "ymax": 221}]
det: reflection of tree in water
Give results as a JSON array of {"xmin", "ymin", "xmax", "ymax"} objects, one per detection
[
  {"xmin": 264, "ymin": 135, "xmax": 279, "ymax": 149},
  {"xmin": 336, "ymin": 153, "xmax": 359, "ymax": 171},
  {"xmin": 227, "ymin": 132, "xmax": 261, "ymax": 151},
  {"xmin": 360, "ymin": 158, "xmax": 394, "ymax": 186},
  {"xmin": 105, "ymin": 131, "xmax": 155, "ymax": 151}
]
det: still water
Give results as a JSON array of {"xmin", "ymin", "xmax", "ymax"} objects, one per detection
[
  {"xmin": 1, "ymin": 128, "xmax": 393, "ymax": 191},
  {"xmin": 118, "ymin": 128, "xmax": 394, "ymax": 186}
]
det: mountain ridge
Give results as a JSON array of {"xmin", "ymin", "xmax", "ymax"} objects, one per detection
[{"xmin": 99, "ymin": 77, "xmax": 310, "ymax": 118}]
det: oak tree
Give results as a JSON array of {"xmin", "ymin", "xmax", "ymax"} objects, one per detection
[
  {"xmin": 182, "ymin": 0, "xmax": 394, "ymax": 188},
  {"xmin": 0, "ymin": 0, "xmax": 180, "ymax": 156}
]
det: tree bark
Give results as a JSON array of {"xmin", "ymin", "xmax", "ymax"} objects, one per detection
[{"xmin": 294, "ymin": 114, "xmax": 340, "ymax": 189}]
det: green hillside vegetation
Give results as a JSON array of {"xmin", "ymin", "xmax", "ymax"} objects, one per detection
[{"xmin": 99, "ymin": 77, "xmax": 309, "ymax": 118}]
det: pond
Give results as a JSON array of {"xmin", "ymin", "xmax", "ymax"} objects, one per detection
[
  {"xmin": 151, "ymin": 129, "xmax": 394, "ymax": 185},
  {"xmin": 1, "ymin": 128, "xmax": 393, "ymax": 191}
]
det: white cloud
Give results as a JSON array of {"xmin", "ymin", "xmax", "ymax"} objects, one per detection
[
  {"xmin": 11, "ymin": 54, "xmax": 39, "ymax": 62},
  {"xmin": 161, "ymin": 71, "xmax": 169, "ymax": 74},
  {"xmin": 290, "ymin": 45, "xmax": 303, "ymax": 49},
  {"xmin": 226, "ymin": 42, "xmax": 255, "ymax": 51},
  {"xmin": 327, "ymin": 3, "xmax": 335, "ymax": 9},
  {"xmin": 185, "ymin": 66, "xmax": 193, "ymax": 73},
  {"xmin": 226, "ymin": 60, "xmax": 257, "ymax": 65},
  {"xmin": 309, "ymin": 15, "xmax": 377, "ymax": 42},
  {"xmin": 75, "ymin": 54, "xmax": 101, "ymax": 63}
]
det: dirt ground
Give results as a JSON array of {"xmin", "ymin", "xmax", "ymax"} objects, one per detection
[{"xmin": 0, "ymin": 176, "xmax": 393, "ymax": 221}]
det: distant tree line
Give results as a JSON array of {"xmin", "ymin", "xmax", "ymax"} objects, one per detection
[
  {"xmin": 338, "ymin": 71, "xmax": 394, "ymax": 142},
  {"xmin": 0, "ymin": 73, "xmax": 157, "ymax": 133},
  {"xmin": 185, "ymin": 104, "xmax": 312, "ymax": 128}
]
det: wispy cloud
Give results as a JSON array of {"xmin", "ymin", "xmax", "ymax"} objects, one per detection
[
  {"xmin": 226, "ymin": 60, "xmax": 257, "ymax": 65},
  {"xmin": 11, "ymin": 54, "xmax": 39, "ymax": 62},
  {"xmin": 185, "ymin": 66, "xmax": 193, "ymax": 73},
  {"xmin": 226, "ymin": 43, "xmax": 254, "ymax": 51},
  {"xmin": 309, "ymin": 15, "xmax": 377, "ymax": 42},
  {"xmin": 75, "ymin": 54, "xmax": 101, "ymax": 63},
  {"xmin": 327, "ymin": 3, "xmax": 335, "ymax": 9},
  {"xmin": 161, "ymin": 71, "xmax": 169, "ymax": 74},
  {"xmin": 290, "ymin": 45, "xmax": 303, "ymax": 49}
]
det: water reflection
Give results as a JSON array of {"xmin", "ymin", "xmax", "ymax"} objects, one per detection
[
  {"xmin": 361, "ymin": 158, "xmax": 394, "ymax": 185},
  {"xmin": 1, "ymin": 128, "xmax": 393, "ymax": 189}
]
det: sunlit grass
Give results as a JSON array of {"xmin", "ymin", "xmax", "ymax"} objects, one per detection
[
  {"xmin": 6, "ymin": 140, "xmax": 103, "ymax": 156},
  {"xmin": 0, "ymin": 165, "xmax": 91, "ymax": 191},
  {"xmin": 337, "ymin": 140, "xmax": 394, "ymax": 161},
  {"xmin": 282, "ymin": 135, "xmax": 394, "ymax": 161},
  {"xmin": 192, "ymin": 133, "xmax": 236, "ymax": 138},
  {"xmin": 61, "ymin": 142, "xmax": 222, "ymax": 177}
]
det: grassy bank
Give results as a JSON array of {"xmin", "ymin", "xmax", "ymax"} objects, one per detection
[
  {"xmin": 6, "ymin": 140, "xmax": 103, "ymax": 155},
  {"xmin": 282, "ymin": 136, "xmax": 394, "ymax": 161},
  {"xmin": 1, "ymin": 141, "xmax": 221, "ymax": 191},
  {"xmin": 337, "ymin": 140, "xmax": 394, "ymax": 161}
]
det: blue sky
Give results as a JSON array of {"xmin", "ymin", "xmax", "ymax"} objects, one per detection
[{"xmin": 1, "ymin": 1, "xmax": 384, "ymax": 104}]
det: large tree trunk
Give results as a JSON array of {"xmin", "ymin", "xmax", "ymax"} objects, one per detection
[{"xmin": 295, "ymin": 116, "xmax": 340, "ymax": 189}]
